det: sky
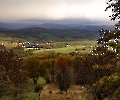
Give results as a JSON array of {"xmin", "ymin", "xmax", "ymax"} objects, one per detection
[{"xmin": 0, "ymin": 0, "xmax": 117, "ymax": 24}]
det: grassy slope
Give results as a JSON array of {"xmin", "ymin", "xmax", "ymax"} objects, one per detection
[
  {"xmin": 0, "ymin": 32, "xmax": 26, "ymax": 42},
  {"xmin": 0, "ymin": 33, "xmax": 12, "ymax": 41}
]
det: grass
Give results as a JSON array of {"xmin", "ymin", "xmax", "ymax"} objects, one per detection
[
  {"xmin": 0, "ymin": 38, "xmax": 96, "ymax": 54},
  {"xmin": 56, "ymin": 39, "xmax": 96, "ymax": 45},
  {"xmin": 32, "ymin": 46, "xmax": 81, "ymax": 54},
  {"xmin": 32, "ymin": 40, "xmax": 95, "ymax": 54},
  {"xmin": 0, "ymin": 77, "xmax": 46, "ymax": 100},
  {"xmin": 54, "ymin": 46, "xmax": 76, "ymax": 53},
  {"xmin": 32, "ymin": 46, "xmax": 76, "ymax": 54},
  {"xmin": 0, "ymin": 37, "xmax": 12, "ymax": 41},
  {"xmin": 25, "ymin": 36, "xmax": 37, "ymax": 41},
  {"xmin": 0, "ymin": 32, "xmax": 26, "ymax": 42}
]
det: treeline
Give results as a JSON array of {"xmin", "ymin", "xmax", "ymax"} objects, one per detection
[{"xmin": 0, "ymin": 48, "xmax": 120, "ymax": 100}]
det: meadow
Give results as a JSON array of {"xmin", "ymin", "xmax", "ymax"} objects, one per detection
[
  {"xmin": 32, "ymin": 40, "xmax": 97, "ymax": 54},
  {"xmin": 0, "ymin": 37, "xmax": 96, "ymax": 54}
]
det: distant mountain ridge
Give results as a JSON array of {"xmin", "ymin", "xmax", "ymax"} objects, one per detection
[
  {"xmin": 0, "ymin": 22, "xmax": 17, "ymax": 29},
  {"xmin": 39, "ymin": 23, "xmax": 69, "ymax": 29},
  {"xmin": 75, "ymin": 25, "xmax": 115, "ymax": 31},
  {"xmin": 0, "ymin": 22, "xmax": 115, "ymax": 30}
]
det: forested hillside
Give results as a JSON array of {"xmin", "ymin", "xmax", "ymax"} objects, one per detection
[{"xmin": 0, "ymin": 26, "xmax": 99, "ymax": 42}]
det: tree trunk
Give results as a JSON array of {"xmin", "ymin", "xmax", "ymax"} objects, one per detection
[
  {"xmin": 96, "ymin": 91, "xmax": 103, "ymax": 100},
  {"xmin": 92, "ymin": 90, "xmax": 103, "ymax": 100},
  {"xmin": 13, "ymin": 88, "xmax": 18, "ymax": 97},
  {"xmin": 33, "ymin": 77, "xmax": 38, "ymax": 84},
  {"xmin": 51, "ymin": 74, "xmax": 55, "ymax": 83}
]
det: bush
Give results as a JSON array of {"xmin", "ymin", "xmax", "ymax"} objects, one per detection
[{"xmin": 34, "ymin": 84, "xmax": 43, "ymax": 92}]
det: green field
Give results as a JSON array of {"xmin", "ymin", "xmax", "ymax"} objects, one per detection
[
  {"xmin": 32, "ymin": 45, "xmax": 90, "ymax": 54},
  {"xmin": 30, "ymin": 40, "xmax": 96, "ymax": 54},
  {"xmin": 0, "ymin": 35, "xmax": 97, "ymax": 54},
  {"xmin": 56, "ymin": 39, "xmax": 96, "ymax": 45},
  {"xmin": 25, "ymin": 36, "xmax": 37, "ymax": 41}
]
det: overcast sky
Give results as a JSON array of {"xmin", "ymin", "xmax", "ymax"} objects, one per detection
[{"xmin": 0, "ymin": 0, "xmax": 117, "ymax": 24}]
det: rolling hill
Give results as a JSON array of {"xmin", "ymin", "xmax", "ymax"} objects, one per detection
[
  {"xmin": 0, "ymin": 26, "xmax": 99, "ymax": 41},
  {"xmin": 0, "ymin": 22, "xmax": 115, "ymax": 42}
]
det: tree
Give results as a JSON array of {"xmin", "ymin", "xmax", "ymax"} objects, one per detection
[
  {"xmin": 0, "ymin": 50, "xmax": 27, "ymax": 97},
  {"xmin": 105, "ymin": 0, "xmax": 120, "ymax": 21},
  {"xmin": 71, "ymin": 52, "xmax": 118, "ymax": 100},
  {"xmin": 55, "ymin": 56, "xmax": 73, "ymax": 92},
  {"xmin": 97, "ymin": 0, "xmax": 120, "ymax": 55},
  {"xmin": 72, "ymin": 56, "xmax": 87, "ymax": 84},
  {"xmin": 0, "ymin": 65, "xmax": 14, "ymax": 96},
  {"xmin": 23, "ymin": 57, "xmax": 41, "ymax": 84},
  {"xmin": 23, "ymin": 56, "xmax": 50, "ymax": 84},
  {"xmin": 39, "ymin": 60, "xmax": 51, "ymax": 84},
  {"xmin": 42, "ymin": 59, "xmax": 56, "ymax": 83},
  {"xmin": 12, "ymin": 46, "xmax": 27, "ymax": 57},
  {"xmin": 94, "ymin": 74, "xmax": 120, "ymax": 99},
  {"xmin": 88, "ymin": 1, "xmax": 120, "ymax": 99}
]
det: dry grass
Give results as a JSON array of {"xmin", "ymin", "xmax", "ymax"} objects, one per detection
[{"xmin": 40, "ymin": 84, "xmax": 94, "ymax": 100}]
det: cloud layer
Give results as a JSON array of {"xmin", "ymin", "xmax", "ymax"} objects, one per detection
[{"xmin": 0, "ymin": 0, "xmax": 115, "ymax": 24}]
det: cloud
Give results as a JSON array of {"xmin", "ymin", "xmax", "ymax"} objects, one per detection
[{"xmin": 0, "ymin": 0, "xmax": 113, "ymax": 23}]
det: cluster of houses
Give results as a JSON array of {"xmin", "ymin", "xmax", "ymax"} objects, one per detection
[{"xmin": 22, "ymin": 41, "xmax": 55, "ymax": 50}]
